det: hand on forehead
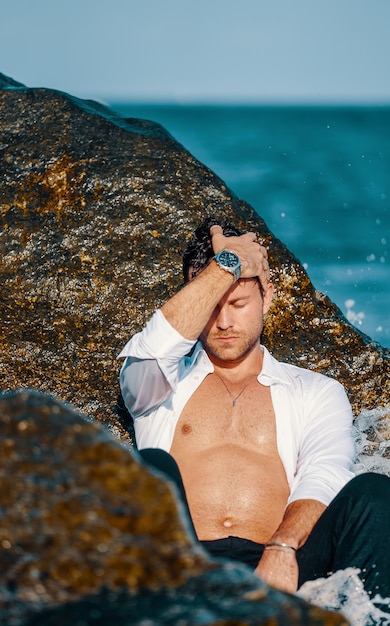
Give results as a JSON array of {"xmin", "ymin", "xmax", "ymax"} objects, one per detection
[{"xmin": 210, "ymin": 225, "xmax": 270, "ymax": 292}]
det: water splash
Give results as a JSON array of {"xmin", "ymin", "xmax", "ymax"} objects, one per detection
[
  {"xmin": 298, "ymin": 569, "xmax": 390, "ymax": 626},
  {"xmin": 345, "ymin": 299, "xmax": 365, "ymax": 327},
  {"xmin": 353, "ymin": 406, "xmax": 390, "ymax": 477}
]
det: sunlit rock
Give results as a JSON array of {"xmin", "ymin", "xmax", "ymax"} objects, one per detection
[
  {"xmin": 0, "ymin": 390, "xmax": 348, "ymax": 625},
  {"xmin": 0, "ymin": 71, "xmax": 388, "ymax": 443}
]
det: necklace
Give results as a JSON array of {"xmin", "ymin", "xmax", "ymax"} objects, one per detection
[{"xmin": 214, "ymin": 372, "xmax": 256, "ymax": 407}]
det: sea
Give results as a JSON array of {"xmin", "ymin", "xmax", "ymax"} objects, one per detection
[{"xmin": 110, "ymin": 103, "xmax": 389, "ymax": 350}]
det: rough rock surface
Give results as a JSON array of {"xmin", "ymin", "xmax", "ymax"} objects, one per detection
[
  {"xmin": 0, "ymin": 72, "xmax": 389, "ymax": 445},
  {"xmin": 0, "ymin": 390, "xmax": 348, "ymax": 625}
]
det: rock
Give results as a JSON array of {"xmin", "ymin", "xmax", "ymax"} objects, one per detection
[
  {"xmin": 0, "ymin": 389, "xmax": 348, "ymax": 625},
  {"xmin": 0, "ymin": 71, "xmax": 389, "ymax": 444}
]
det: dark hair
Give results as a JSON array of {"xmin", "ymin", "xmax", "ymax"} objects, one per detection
[{"xmin": 182, "ymin": 216, "xmax": 243, "ymax": 282}]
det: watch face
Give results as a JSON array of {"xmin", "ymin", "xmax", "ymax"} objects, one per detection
[{"xmin": 218, "ymin": 250, "xmax": 239, "ymax": 268}]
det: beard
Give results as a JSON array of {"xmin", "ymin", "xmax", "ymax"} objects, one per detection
[{"xmin": 200, "ymin": 329, "xmax": 261, "ymax": 364}]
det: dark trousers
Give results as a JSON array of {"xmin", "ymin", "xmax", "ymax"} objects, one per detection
[{"xmin": 138, "ymin": 448, "xmax": 390, "ymax": 598}]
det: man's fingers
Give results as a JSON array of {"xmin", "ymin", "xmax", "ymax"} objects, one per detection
[
  {"xmin": 210, "ymin": 225, "xmax": 223, "ymax": 236},
  {"xmin": 209, "ymin": 226, "xmax": 270, "ymax": 285},
  {"xmin": 259, "ymin": 242, "xmax": 268, "ymax": 257},
  {"xmin": 210, "ymin": 226, "xmax": 259, "ymax": 247},
  {"xmin": 210, "ymin": 225, "xmax": 224, "ymax": 250},
  {"xmin": 240, "ymin": 231, "xmax": 257, "ymax": 243},
  {"xmin": 257, "ymin": 244, "xmax": 270, "ymax": 290}
]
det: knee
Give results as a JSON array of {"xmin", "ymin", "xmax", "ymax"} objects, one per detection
[
  {"xmin": 137, "ymin": 448, "xmax": 183, "ymax": 484},
  {"xmin": 138, "ymin": 447, "xmax": 172, "ymax": 465},
  {"xmin": 343, "ymin": 472, "xmax": 390, "ymax": 507}
]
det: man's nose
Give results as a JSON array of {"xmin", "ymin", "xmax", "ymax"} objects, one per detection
[{"xmin": 216, "ymin": 305, "xmax": 233, "ymax": 329}]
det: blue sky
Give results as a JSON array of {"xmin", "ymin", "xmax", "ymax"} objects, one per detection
[{"xmin": 2, "ymin": 0, "xmax": 390, "ymax": 104}]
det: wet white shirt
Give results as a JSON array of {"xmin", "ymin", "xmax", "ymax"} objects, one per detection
[{"xmin": 118, "ymin": 309, "xmax": 355, "ymax": 506}]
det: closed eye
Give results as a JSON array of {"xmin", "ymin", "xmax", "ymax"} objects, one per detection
[{"xmin": 231, "ymin": 299, "xmax": 250, "ymax": 309}]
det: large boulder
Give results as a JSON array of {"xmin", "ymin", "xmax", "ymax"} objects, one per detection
[
  {"xmin": 0, "ymin": 72, "xmax": 389, "ymax": 447},
  {"xmin": 0, "ymin": 389, "xmax": 348, "ymax": 625}
]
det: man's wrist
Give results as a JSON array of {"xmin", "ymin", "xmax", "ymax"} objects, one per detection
[
  {"xmin": 263, "ymin": 541, "xmax": 298, "ymax": 556},
  {"xmin": 213, "ymin": 249, "xmax": 241, "ymax": 282},
  {"xmin": 210, "ymin": 258, "xmax": 236, "ymax": 284},
  {"xmin": 264, "ymin": 541, "xmax": 297, "ymax": 552}
]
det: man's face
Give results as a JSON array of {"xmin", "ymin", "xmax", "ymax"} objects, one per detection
[{"xmin": 199, "ymin": 278, "xmax": 272, "ymax": 366}]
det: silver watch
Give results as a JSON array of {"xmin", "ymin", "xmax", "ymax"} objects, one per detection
[{"xmin": 213, "ymin": 249, "xmax": 241, "ymax": 283}]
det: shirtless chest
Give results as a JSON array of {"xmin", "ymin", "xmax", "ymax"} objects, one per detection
[
  {"xmin": 169, "ymin": 373, "xmax": 290, "ymax": 543},
  {"xmin": 171, "ymin": 375, "xmax": 275, "ymax": 448}
]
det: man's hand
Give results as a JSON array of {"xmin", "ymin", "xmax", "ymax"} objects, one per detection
[
  {"xmin": 161, "ymin": 222, "xmax": 272, "ymax": 340},
  {"xmin": 254, "ymin": 548, "xmax": 299, "ymax": 594},
  {"xmin": 210, "ymin": 225, "xmax": 270, "ymax": 293}
]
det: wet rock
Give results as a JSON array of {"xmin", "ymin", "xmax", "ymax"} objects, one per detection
[
  {"xmin": 0, "ymin": 389, "xmax": 348, "ymax": 625},
  {"xmin": 0, "ymin": 71, "xmax": 388, "ymax": 444}
]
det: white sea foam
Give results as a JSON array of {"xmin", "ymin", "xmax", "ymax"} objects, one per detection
[
  {"xmin": 353, "ymin": 406, "xmax": 390, "ymax": 477},
  {"xmin": 298, "ymin": 569, "xmax": 390, "ymax": 626},
  {"xmin": 345, "ymin": 299, "xmax": 366, "ymax": 328}
]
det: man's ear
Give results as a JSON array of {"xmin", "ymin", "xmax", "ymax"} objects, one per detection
[{"xmin": 262, "ymin": 283, "xmax": 274, "ymax": 315}]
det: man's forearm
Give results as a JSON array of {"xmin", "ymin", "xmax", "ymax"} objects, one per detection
[
  {"xmin": 161, "ymin": 260, "xmax": 234, "ymax": 340},
  {"xmin": 268, "ymin": 499, "xmax": 326, "ymax": 549},
  {"xmin": 254, "ymin": 499, "xmax": 326, "ymax": 592}
]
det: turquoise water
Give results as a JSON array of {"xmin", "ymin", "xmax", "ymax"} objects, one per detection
[{"xmin": 111, "ymin": 104, "xmax": 389, "ymax": 348}]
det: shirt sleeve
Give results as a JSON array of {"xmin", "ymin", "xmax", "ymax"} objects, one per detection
[
  {"xmin": 118, "ymin": 310, "xmax": 196, "ymax": 418},
  {"xmin": 288, "ymin": 375, "xmax": 355, "ymax": 506}
]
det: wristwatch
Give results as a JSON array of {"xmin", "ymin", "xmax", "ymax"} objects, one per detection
[{"xmin": 213, "ymin": 249, "xmax": 241, "ymax": 283}]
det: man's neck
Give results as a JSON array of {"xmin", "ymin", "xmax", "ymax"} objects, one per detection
[{"xmin": 207, "ymin": 344, "xmax": 264, "ymax": 382}]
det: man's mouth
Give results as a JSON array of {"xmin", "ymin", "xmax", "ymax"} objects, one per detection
[{"xmin": 214, "ymin": 335, "xmax": 238, "ymax": 342}]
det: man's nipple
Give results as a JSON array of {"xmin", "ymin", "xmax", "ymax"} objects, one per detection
[{"xmin": 181, "ymin": 423, "xmax": 192, "ymax": 435}]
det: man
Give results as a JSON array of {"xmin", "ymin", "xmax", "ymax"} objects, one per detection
[{"xmin": 118, "ymin": 217, "xmax": 390, "ymax": 598}]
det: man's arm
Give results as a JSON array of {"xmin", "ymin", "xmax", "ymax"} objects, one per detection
[
  {"xmin": 118, "ymin": 310, "xmax": 196, "ymax": 417},
  {"xmin": 255, "ymin": 376, "xmax": 354, "ymax": 593},
  {"xmin": 254, "ymin": 499, "xmax": 326, "ymax": 593},
  {"xmin": 161, "ymin": 225, "xmax": 270, "ymax": 339}
]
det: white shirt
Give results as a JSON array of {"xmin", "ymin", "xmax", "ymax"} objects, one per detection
[{"xmin": 118, "ymin": 309, "xmax": 355, "ymax": 506}]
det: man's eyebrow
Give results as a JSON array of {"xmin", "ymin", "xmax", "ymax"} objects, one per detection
[{"xmin": 229, "ymin": 294, "xmax": 251, "ymax": 303}]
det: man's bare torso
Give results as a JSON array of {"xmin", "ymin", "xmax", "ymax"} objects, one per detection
[{"xmin": 169, "ymin": 373, "xmax": 290, "ymax": 543}]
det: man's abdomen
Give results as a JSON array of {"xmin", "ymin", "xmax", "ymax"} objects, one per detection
[{"xmin": 173, "ymin": 444, "xmax": 290, "ymax": 543}]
